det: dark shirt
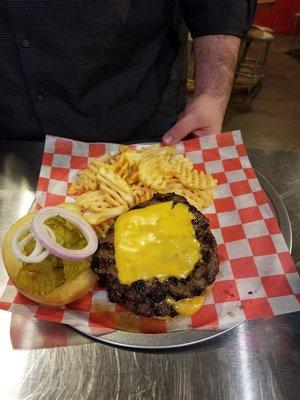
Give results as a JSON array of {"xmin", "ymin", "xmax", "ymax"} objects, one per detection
[{"xmin": 0, "ymin": 1, "xmax": 255, "ymax": 142}]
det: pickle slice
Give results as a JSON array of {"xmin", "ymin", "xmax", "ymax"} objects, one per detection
[
  {"xmin": 63, "ymin": 257, "xmax": 92, "ymax": 281},
  {"xmin": 23, "ymin": 254, "xmax": 58, "ymax": 274},
  {"xmin": 71, "ymin": 238, "xmax": 87, "ymax": 250},
  {"xmin": 45, "ymin": 219, "xmax": 65, "ymax": 246},
  {"xmin": 16, "ymin": 265, "xmax": 66, "ymax": 296},
  {"xmin": 17, "ymin": 269, "xmax": 55, "ymax": 295},
  {"xmin": 45, "ymin": 217, "xmax": 87, "ymax": 249},
  {"xmin": 24, "ymin": 238, "xmax": 35, "ymax": 256},
  {"xmin": 53, "ymin": 267, "xmax": 65, "ymax": 288}
]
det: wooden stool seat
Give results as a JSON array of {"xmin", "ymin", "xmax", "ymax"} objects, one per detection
[
  {"xmin": 247, "ymin": 28, "xmax": 274, "ymax": 42},
  {"xmin": 257, "ymin": 0, "xmax": 276, "ymax": 8},
  {"xmin": 294, "ymin": 13, "xmax": 300, "ymax": 18},
  {"xmin": 252, "ymin": 24, "xmax": 274, "ymax": 34}
]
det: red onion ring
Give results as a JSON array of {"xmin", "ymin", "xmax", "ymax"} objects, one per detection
[{"xmin": 31, "ymin": 207, "xmax": 98, "ymax": 261}]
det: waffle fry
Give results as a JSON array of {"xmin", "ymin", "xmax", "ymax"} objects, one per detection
[
  {"xmin": 58, "ymin": 202, "xmax": 83, "ymax": 215},
  {"xmin": 179, "ymin": 169, "xmax": 207, "ymax": 190},
  {"xmin": 68, "ymin": 142, "xmax": 218, "ymax": 228},
  {"xmin": 168, "ymin": 153, "xmax": 217, "ymax": 191},
  {"xmin": 113, "ymin": 154, "xmax": 139, "ymax": 185},
  {"xmin": 121, "ymin": 148, "xmax": 143, "ymax": 166},
  {"xmin": 138, "ymin": 156, "xmax": 172, "ymax": 190},
  {"xmin": 68, "ymin": 158, "xmax": 115, "ymax": 195},
  {"xmin": 76, "ymin": 191, "xmax": 110, "ymax": 213},
  {"xmin": 163, "ymin": 178, "xmax": 213, "ymax": 210},
  {"xmin": 96, "ymin": 168, "xmax": 134, "ymax": 206},
  {"xmin": 138, "ymin": 144, "xmax": 176, "ymax": 158},
  {"xmin": 205, "ymin": 174, "xmax": 218, "ymax": 189},
  {"xmin": 84, "ymin": 206, "xmax": 127, "ymax": 226},
  {"xmin": 131, "ymin": 184, "xmax": 155, "ymax": 206},
  {"xmin": 68, "ymin": 169, "xmax": 97, "ymax": 194},
  {"xmin": 170, "ymin": 154, "xmax": 194, "ymax": 175}
]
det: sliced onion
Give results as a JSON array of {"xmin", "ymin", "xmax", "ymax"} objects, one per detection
[
  {"xmin": 12, "ymin": 224, "xmax": 50, "ymax": 263},
  {"xmin": 31, "ymin": 207, "xmax": 98, "ymax": 261}
]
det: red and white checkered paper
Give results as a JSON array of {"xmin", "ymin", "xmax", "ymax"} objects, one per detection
[{"xmin": 1, "ymin": 131, "xmax": 300, "ymax": 336}]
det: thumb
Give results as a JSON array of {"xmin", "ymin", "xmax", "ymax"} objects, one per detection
[{"xmin": 162, "ymin": 115, "xmax": 197, "ymax": 145}]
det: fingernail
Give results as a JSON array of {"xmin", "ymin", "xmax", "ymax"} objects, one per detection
[{"xmin": 163, "ymin": 133, "xmax": 175, "ymax": 145}]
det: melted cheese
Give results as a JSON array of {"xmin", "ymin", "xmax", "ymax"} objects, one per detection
[
  {"xmin": 114, "ymin": 201, "xmax": 201, "ymax": 285},
  {"xmin": 168, "ymin": 296, "xmax": 206, "ymax": 316}
]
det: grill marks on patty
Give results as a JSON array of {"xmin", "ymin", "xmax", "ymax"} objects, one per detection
[{"xmin": 92, "ymin": 193, "xmax": 219, "ymax": 317}]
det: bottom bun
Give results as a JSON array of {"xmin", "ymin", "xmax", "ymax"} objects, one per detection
[{"xmin": 2, "ymin": 212, "xmax": 97, "ymax": 306}]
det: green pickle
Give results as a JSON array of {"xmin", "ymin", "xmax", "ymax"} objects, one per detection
[
  {"xmin": 24, "ymin": 237, "xmax": 35, "ymax": 256},
  {"xmin": 17, "ymin": 268, "xmax": 62, "ymax": 295},
  {"xmin": 16, "ymin": 216, "xmax": 92, "ymax": 296},
  {"xmin": 45, "ymin": 216, "xmax": 87, "ymax": 249},
  {"xmin": 53, "ymin": 267, "xmax": 66, "ymax": 287},
  {"xmin": 63, "ymin": 257, "xmax": 92, "ymax": 281},
  {"xmin": 22, "ymin": 254, "xmax": 58, "ymax": 273}
]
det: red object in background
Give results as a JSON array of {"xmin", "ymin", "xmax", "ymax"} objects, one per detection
[{"xmin": 254, "ymin": 0, "xmax": 300, "ymax": 34}]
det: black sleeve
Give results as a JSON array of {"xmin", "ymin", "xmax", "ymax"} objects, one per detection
[{"xmin": 180, "ymin": 0, "xmax": 257, "ymax": 39}]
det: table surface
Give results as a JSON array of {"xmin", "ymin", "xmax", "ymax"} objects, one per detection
[{"xmin": 0, "ymin": 141, "xmax": 299, "ymax": 400}]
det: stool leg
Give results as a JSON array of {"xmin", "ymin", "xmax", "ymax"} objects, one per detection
[
  {"xmin": 260, "ymin": 41, "xmax": 271, "ymax": 74},
  {"xmin": 237, "ymin": 37, "xmax": 252, "ymax": 73},
  {"xmin": 289, "ymin": 18, "xmax": 299, "ymax": 55},
  {"xmin": 249, "ymin": 81, "xmax": 262, "ymax": 104},
  {"xmin": 242, "ymin": 80, "xmax": 262, "ymax": 106}
]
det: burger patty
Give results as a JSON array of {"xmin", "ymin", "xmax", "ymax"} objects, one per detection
[{"xmin": 92, "ymin": 193, "xmax": 219, "ymax": 317}]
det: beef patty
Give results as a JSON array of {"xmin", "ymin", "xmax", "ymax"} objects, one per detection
[{"xmin": 92, "ymin": 193, "xmax": 219, "ymax": 317}]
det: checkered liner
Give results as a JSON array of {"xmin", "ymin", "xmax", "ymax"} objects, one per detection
[{"xmin": 1, "ymin": 131, "xmax": 299, "ymax": 335}]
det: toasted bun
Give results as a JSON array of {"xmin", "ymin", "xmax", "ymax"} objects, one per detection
[{"xmin": 2, "ymin": 213, "xmax": 97, "ymax": 306}]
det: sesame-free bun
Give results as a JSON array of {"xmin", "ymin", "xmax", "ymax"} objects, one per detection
[{"xmin": 2, "ymin": 212, "xmax": 97, "ymax": 306}]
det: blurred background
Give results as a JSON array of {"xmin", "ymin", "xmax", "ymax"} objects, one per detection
[{"xmin": 187, "ymin": 0, "xmax": 300, "ymax": 150}]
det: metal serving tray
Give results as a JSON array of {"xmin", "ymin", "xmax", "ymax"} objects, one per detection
[{"xmin": 71, "ymin": 170, "xmax": 292, "ymax": 350}]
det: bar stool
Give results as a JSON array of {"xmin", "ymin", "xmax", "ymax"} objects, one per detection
[
  {"xmin": 289, "ymin": 13, "xmax": 300, "ymax": 56},
  {"xmin": 237, "ymin": 25, "xmax": 273, "ymax": 70},
  {"xmin": 234, "ymin": 28, "xmax": 274, "ymax": 104}
]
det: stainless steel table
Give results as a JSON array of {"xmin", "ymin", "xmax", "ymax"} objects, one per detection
[{"xmin": 0, "ymin": 141, "xmax": 299, "ymax": 400}]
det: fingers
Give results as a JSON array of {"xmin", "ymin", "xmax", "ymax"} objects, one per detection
[
  {"xmin": 162, "ymin": 115, "xmax": 196, "ymax": 145},
  {"xmin": 162, "ymin": 121, "xmax": 215, "ymax": 145},
  {"xmin": 193, "ymin": 128, "xmax": 216, "ymax": 137}
]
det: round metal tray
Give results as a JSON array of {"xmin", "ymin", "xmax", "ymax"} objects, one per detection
[{"xmin": 71, "ymin": 170, "xmax": 292, "ymax": 350}]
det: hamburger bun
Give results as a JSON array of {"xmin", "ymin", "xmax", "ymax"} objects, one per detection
[{"xmin": 2, "ymin": 212, "xmax": 97, "ymax": 306}]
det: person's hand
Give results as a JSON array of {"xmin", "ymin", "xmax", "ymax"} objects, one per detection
[{"xmin": 162, "ymin": 93, "xmax": 226, "ymax": 145}]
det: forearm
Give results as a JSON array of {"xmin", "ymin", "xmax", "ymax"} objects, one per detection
[
  {"xmin": 193, "ymin": 35, "xmax": 240, "ymax": 113},
  {"xmin": 162, "ymin": 35, "xmax": 241, "ymax": 144},
  {"xmin": 162, "ymin": 1, "xmax": 255, "ymax": 144}
]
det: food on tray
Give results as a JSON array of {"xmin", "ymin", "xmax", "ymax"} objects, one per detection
[
  {"xmin": 2, "ymin": 206, "xmax": 98, "ymax": 306},
  {"xmin": 68, "ymin": 144, "xmax": 217, "ymax": 236},
  {"xmin": 2, "ymin": 194, "xmax": 219, "ymax": 317},
  {"xmin": 2, "ymin": 144, "xmax": 219, "ymax": 319},
  {"xmin": 92, "ymin": 193, "xmax": 219, "ymax": 318}
]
